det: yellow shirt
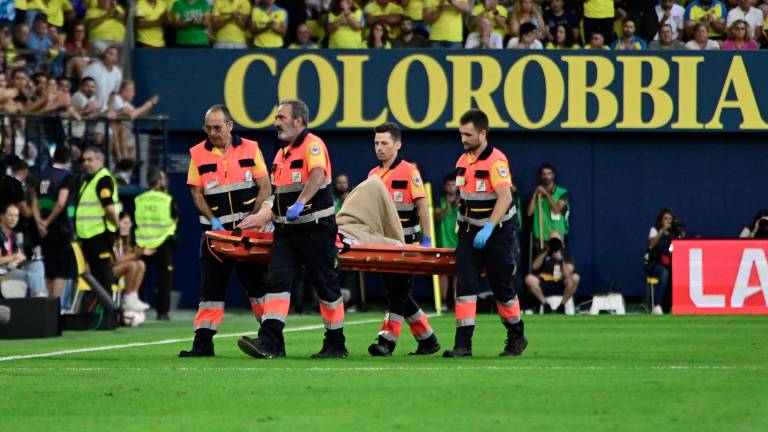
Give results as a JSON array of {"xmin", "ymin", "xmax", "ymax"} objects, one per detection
[
  {"xmin": 251, "ymin": 5, "xmax": 287, "ymax": 48},
  {"xmin": 16, "ymin": 0, "xmax": 28, "ymax": 11},
  {"xmin": 403, "ymin": 0, "xmax": 424, "ymax": 21},
  {"xmin": 85, "ymin": 4, "xmax": 127, "ymax": 41},
  {"xmin": 471, "ymin": 4, "xmax": 509, "ymax": 36},
  {"xmin": 136, "ymin": 0, "xmax": 168, "ymax": 47},
  {"xmin": 425, "ymin": 0, "xmax": 467, "ymax": 42},
  {"xmin": 328, "ymin": 10, "xmax": 364, "ymax": 49},
  {"xmin": 212, "ymin": 0, "xmax": 251, "ymax": 43},
  {"xmin": 364, "ymin": 1, "xmax": 404, "ymax": 39},
  {"xmin": 583, "ymin": 0, "xmax": 614, "ymax": 19},
  {"xmin": 29, "ymin": 0, "xmax": 73, "ymax": 28}
]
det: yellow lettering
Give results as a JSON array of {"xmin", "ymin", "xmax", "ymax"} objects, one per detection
[
  {"xmin": 503, "ymin": 55, "xmax": 563, "ymax": 129},
  {"xmin": 387, "ymin": 55, "xmax": 448, "ymax": 129},
  {"xmin": 705, "ymin": 56, "xmax": 768, "ymax": 130},
  {"xmin": 224, "ymin": 54, "xmax": 278, "ymax": 128},
  {"xmin": 671, "ymin": 56, "xmax": 705, "ymax": 129},
  {"xmin": 616, "ymin": 56, "xmax": 673, "ymax": 129},
  {"xmin": 278, "ymin": 54, "xmax": 339, "ymax": 128},
  {"xmin": 445, "ymin": 56, "xmax": 508, "ymax": 128},
  {"xmin": 336, "ymin": 55, "xmax": 388, "ymax": 128},
  {"xmin": 560, "ymin": 56, "xmax": 618, "ymax": 128}
]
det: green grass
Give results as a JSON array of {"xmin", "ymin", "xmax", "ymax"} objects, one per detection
[{"xmin": 1, "ymin": 312, "xmax": 766, "ymax": 431}]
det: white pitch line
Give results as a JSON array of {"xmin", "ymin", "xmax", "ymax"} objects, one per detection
[
  {"xmin": 2, "ymin": 365, "xmax": 765, "ymax": 372},
  {"xmin": 0, "ymin": 318, "xmax": 383, "ymax": 363}
]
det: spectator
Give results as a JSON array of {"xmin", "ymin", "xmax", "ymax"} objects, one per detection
[
  {"xmin": 655, "ymin": 0, "xmax": 685, "ymax": 41},
  {"xmin": 647, "ymin": 208, "xmax": 685, "ymax": 315},
  {"xmin": 740, "ymin": 210, "xmax": 768, "ymax": 238},
  {"xmin": 305, "ymin": 0, "xmax": 328, "ymax": 42},
  {"xmin": 64, "ymin": 22, "xmax": 91, "ymax": 80},
  {"xmin": 251, "ymin": 0, "xmax": 288, "ymax": 48},
  {"xmin": 85, "ymin": 0, "xmax": 127, "ymax": 53},
  {"xmin": 171, "ymin": 0, "xmax": 212, "ymax": 47},
  {"xmin": 30, "ymin": 0, "xmax": 75, "ymax": 30},
  {"xmin": 392, "ymin": 16, "xmax": 429, "ymax": 47},
  {"xmin": 0, "ymin": 0, "xmax": 14, "ymax": 27},
  {"xmin": 583, "ymin": 0, "xmax": 615, "ymax": 45},
  {"xmin": 435, "ymin": 174, "xmax": 458, "ymax": 311},
  {"xmin": 616, "ymin": 0, "xmax": 658, "ymax": 43},
  {"xmin": 684, "ymin": 0, "xmax": 727, "ymax": 41},
  {"xmin": 211, "ymin": 0, "xmax": 251, "ymax": 49},
  {"xmin": 525, "ymin": 232, "xmax": 579, "ymax": 314},
  {"xmin": 611, "ymin": 18, "xmax": 648, "ymax": 49},
  {"xmin": 527, "ymin": 163, "xmax": 570, "ymax": 253},
  {"xmin": 508, "ymin": 0, "xmax": 545, "ymax": 39},
  {"xmin": 0, "ymin": 203, "xmax": 47, "ymax": 297},
  {"xmin": 727, "ymin": 0, "xmax": 764, "ymax": 40},
  {"xmin": 113, "ymin": 212, "xmax": 151, "ymax": 313},
  {"xmin": 0, "ymin": 157, "xmax": 32, "ymax": 218},
  {"xmin": 649, "ymin": 23, "xmax": 685, "ymax": 49},
  {"xmin": 109, "ymin": 80, "xmax": 160, "ymax": 166},
  {"xmin": 401, "ymin": 0, "xmax": 428, "ymax": 36},
  {"xmin": 466, "ymin": 16, "xmax": 503, "ymax": 49},
  {"xmin": 363, "ymin": 0, "xmax": 404, "ymax": 40},
  {"xmin": 471, "ymin": 0, "xmax": 509, "ymax": 38},
  {"xmin": 12, "ymin": 23, "xmax": 31, "ymax": 64},
  {"xmin": 366, "ymin": 21, "xmax": 391, "ymax": 48},
  {"xmin": 0, "ymin": 73, "xmax": 21, "ymax": 113},
  {"xmin": 722, "ymin": 19, "xmax": 759, "ymax": 49},
  {"xmin": 332, "ymin": 172, "xmax": 350, "ymax": 213},
  {"xmin": 423, "ymin": 0, "xmax": 470, "ymax": 48},
  {"xmin": 544, "ymin": 0, "xmax": 578, "ymax": 42},
  {"xmin": 27, "ymin": 14, "xmax": 52, "ymax": 72},
  {"xmin": 30, "ymin": 145, "xmax": 76, "ymax": 298},
  {"xmin": 10, "ymin": 68, "xmax": 35, "ymax": 114},
  {"xmin": 135, "ymin": 0, "xmax": 169, "ymax": 48},
  {"xmin": 507, "ymin": 21, "xmax": 543, "ymax": 49},
  {"xmin": 685, "ymin": 22, "xmax": 720, "ymax": 49},
  {"xmin": 71, "ymin": 77, "xmax": 101, "ymax": 147},
  {"xmin": 288, "ymin": 22, "xmax": 319, "ymax": 48},
  {"xmin": 546, "ymin": 23, "xmax": 580, "ymax": 49},
  {"xmin": 83, "ymin": 46, "xmax": 122, "ymax": 112},
  {"xmin": 327, "ymin": 0, "xmax": 363, "ymax": 49}
]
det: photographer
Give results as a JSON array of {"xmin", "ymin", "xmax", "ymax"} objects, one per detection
[
  {"xmin": 525, "ymin": 231, "xmax": 580, "ymax": 314},
  {"xmin": 739, "ymin": 210, "xmax": 768, "ymax": 239},
  {"xmin": 647, "ymin": 208, "xmax": 685, "ymax": 315}
]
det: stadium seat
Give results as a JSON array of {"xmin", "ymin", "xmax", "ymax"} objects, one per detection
[
  {"xmin": 589, "ymin": 293, "xmax": 626, "ymax": 315},
  {"xmin": 540, "ymin": 296, "xmax": 576, "ymax": 315}
]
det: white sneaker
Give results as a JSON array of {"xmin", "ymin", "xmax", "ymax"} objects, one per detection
[
  {"xmin": 123, "ymin": 293, "xmax": 150, "ymax": 312},
  {"xmin": 652, "ymin": 305, "xmax": 664, "ymax": 315}
]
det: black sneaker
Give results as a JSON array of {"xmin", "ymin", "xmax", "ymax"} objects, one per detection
[
  {"xmin": 555, "ymin": 304, "xmax": 566, "ymax": 314},
  {"xmin": 542, "ymin": 303, "xmax": 554, "ymax": 314},
  {"xmin": 311, "ymin": 345, "xmax": 349, "ymax": 359},
  {"xmin": 442, "ymin": 346, "xmax": 472, "ymax": 358},
  {"xmin": 237, "ymin": 336, "xmax": 279, "ymax": 359},
  {"xmin": 409, "ymin": 339, "xmax": 441, "ymax": 356},
  {"xmin": 368, "ymin": 341, "xmax": 393, "ymax": 357},
  {"xmin": 156, "ymin": 313, "xmax": 170, "ymax": 321},
  {"xmin": 500, "ymin": 335, "xmax": 528, "ymax": 357},
  {"xmin": 178, "ymin": 347, "xmax": 214, "ymax": 357}
]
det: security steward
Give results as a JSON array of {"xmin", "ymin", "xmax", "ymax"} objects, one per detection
[
  {"xmin": 75, "ymin": 146, "xmax": 120, "ymax": 297},
  {"xmin": 444, "ymin": 109, "xmax": 528, "ymax": 358},
  {"xmin": 366, "ymin": 122, "xmax": 441, "ymax": 357},
  {"xmin": 237, "ymin": 99, "xmax": 348, "ymax": 359},
  {"xmin": 134, "ymin": 167, "xmax": 178, "ymax": 321},
  {"xmin": 179, "ymin": 105, "xmax": 271, "ymax": 357}
]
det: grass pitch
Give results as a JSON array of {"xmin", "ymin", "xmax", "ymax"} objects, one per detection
[{"xmin": 0, "ymin": 312, "xmax": 766, "ymax": 431}]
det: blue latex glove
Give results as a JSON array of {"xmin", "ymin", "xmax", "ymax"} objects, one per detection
[
  {"xmin": 473, "ymin": 223, "xmax": 495, "ymax": 249},
  {"xmin": 210, "ymin": 217, "xmax": 225, "ymax": 231},
  {"xmin": 420, "ymin": 235, "xmax": 432, "ymax": 248},
  {"xmin": 286, "ymin": 201, "xmax": 306, "ymax": 221}
]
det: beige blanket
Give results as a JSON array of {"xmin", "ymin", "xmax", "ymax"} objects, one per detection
[{"xmin": 336, "ymin": 176, "xmax": 404, "ymax": 246}]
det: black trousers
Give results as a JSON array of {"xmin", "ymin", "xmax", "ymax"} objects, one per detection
[
  {"xmin": 583, "ymin": 17, "xmax": 616, "ymax": 45},
  {"xmin": 383, "ymin": 273, "xmax": 421, "ymax": 319},
  {"xmin": 81, "ymin": 232, "xmax": 115, "ymax": 292},
  {"xmin": 198, "ymin": 233, "xmax": 268, "ymax": 303},
  {"xmin": 143, "ymin": 237, "xmax": 175, "ymax": 315},
  {"xmin": 456, "ymin": 222, "xmax": 519, "ymax": 302}
]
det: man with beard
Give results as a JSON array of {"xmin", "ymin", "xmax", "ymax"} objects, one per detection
[
  {"xmin": 526, "ymin": 163, "xmax": 570, "ymax": 255},
  {"xmin": 610, "ymin": 18, "xmax": 648, "ymax": 49},
  {"xmin": 392, "ymin": 17, "xmax": 428, "ymax": 47}
]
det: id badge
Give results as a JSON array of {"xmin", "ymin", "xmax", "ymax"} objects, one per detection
[
  {"xmin": 292, "ymin": 172, "xmax": 302, "ymax": 183},
  {"xmin": 394, "ymin": 191, "xmax": 404, "ymax": 202},
  {"xmin": 456, "ymin": 176, "xmax": 466, "ymax": 186},
  {"xmin": 476, "ymin": 180, "xmax": 486, "ymax": 192},
  {"xmin": 245, "ymin": 171, "xmax": 253, "ymax": 182}
]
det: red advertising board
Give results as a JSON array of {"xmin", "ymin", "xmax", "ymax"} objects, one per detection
[{"xmin": 672, "ymin": 240, "xmax": 768, "ymax": 314}]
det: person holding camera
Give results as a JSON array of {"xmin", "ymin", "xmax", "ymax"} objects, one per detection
[
  {"xmin": 739, "ymin": 210, "xmax": 768, "ymax": 239},
  {"xmin": 647, "ymin": 208, "xmax": 685, "ymax": 315},
  {"xmin": 525, "ymin": 231, "xmax": 579, "ymax": 314}
]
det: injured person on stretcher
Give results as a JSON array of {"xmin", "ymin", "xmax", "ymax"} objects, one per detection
[{"xmin": 206, "ymin": 176, "xmax": 456, "ymax": 275}]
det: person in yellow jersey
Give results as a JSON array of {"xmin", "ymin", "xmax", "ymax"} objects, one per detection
[
  {"xmin": 288, "ymin": 23, "xmax": 319, "ymax": 48},
  {"xmin": 75, "ymin": 146, "xmax": 120, "ymax": 296},
  {"xmin": 211, "ymin": 0, "xmax": 251, "ymax": 49},
  {"xmin": 423, "ymin": 0, "xmax": 470, "ymax": 48},
  {"xmin": 363, "ymin": 0, "xmax": 404, "ymax": 39},
  {"xmin": 85, "ymin": 0, "xmax": 127, "ymax": 53},
  {"xmin": 327, "ymin": 0, "xmax": 363, "ymax": 48},
  {"xmin": 135, "ymin": 0, "xmax": 169, "ymax": 48},
  {"xmin": 250, "ymin": 0, "xmax": 288, "ymax": 48},
  {"xmin": 27, "ymin": 0, "xmax": 75, "ymax": 30},
  {"xmin": 471, "ymin": 0, "xmax": 508, "ymax": 37}
]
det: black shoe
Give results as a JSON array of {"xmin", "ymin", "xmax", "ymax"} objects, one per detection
[
  {"xmin": 368, "ymin": 341, "xmax": 393, "ymax": 357},
  {"xmin": 237, "ymin": 336, "xmax": 279, "ymax": 359},
  {"xmin": 178, "ymin": 347, "xmax": 214, "ymax": 357},
  {"xmin": 409, "ymin": 339, "xmax": 441, "ymax": 356},
  {"xmin": 156, "ymin": 313, "xmax": 170, "ymax": 321},
  {"xmin": 442, "ymin": 346, "xmax": 472, "ymax": 358},
  {"xmin": 555, "ymin": 304, "xmax": 566, "ymax": 314},
  {"xmin": 311, "ymin": 345, "xmax": 349, "ymax": 359},
  {"xmin": 542, "ymin": 303, "xmax": 553, "ymax": 314},
  {"xmin": 500, "ymin": 335, "xmax": 528, "ymax": 357}
]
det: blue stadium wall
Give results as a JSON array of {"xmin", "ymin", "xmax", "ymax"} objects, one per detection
[{"xmin": 134, "ymin": 50, "xmax": 768, "ymax": 309}]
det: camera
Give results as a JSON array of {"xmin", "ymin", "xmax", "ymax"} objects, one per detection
[
  {"xmin": 669, "ymin": 219, "xmax": 685, "ymax": 238},
  {"xmin": 547, "ymin": 237, "xmax": 563, "ymax": 253},
  {"xmin": 755, "ymin": 218, "xmax": 768, "ymax": 239}
]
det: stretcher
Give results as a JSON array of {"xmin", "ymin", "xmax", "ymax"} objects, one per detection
[{"xmin": 205, "ymin": 230, "xmax": 457, "ymax": 275}]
